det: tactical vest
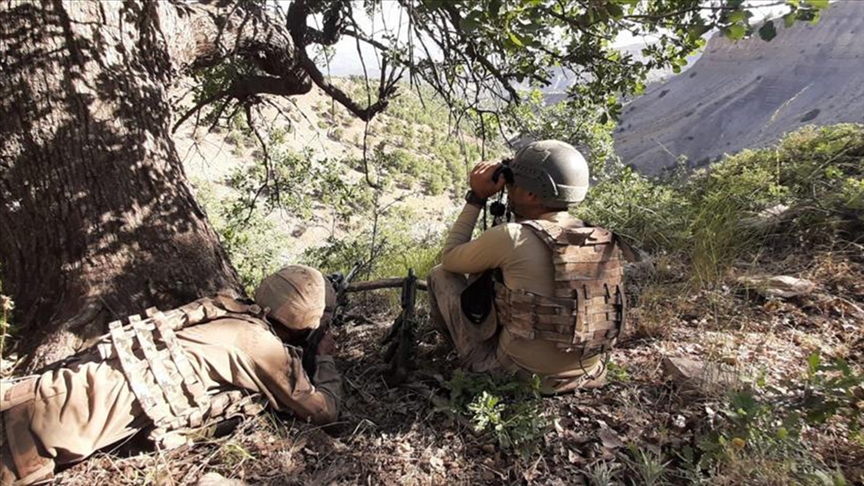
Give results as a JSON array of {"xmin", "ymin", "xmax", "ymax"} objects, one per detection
[
  {"xmin": 494, "ymin": 219, "xmax": 625, "ymax": 356},
  {"xmin": 88, "ymin": 295, "xmax": 269, "ymax": 449}
]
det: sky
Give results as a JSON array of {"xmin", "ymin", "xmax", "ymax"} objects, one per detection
[{"xmin": 313, "ymin": 0, "xmax": 795, "ymax": 77}]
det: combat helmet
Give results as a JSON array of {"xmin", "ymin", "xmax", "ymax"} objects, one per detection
[
  {"xmin": 255, "ymin": 265, "xmax": 336, "ymax": 330},
  {"xmin": 510, "ymin": 140, "xmax": 589, "ymax": 208}
]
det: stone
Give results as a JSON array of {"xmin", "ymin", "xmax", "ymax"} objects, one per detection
[
  {"xmin": 736, "ymin": 275, "xmax": 816, "ymax": 299},
  {"xmin": 197, "ymin": 472, "xmax": 247, "ymax": 486},
  {"xmin": 661, "ymin": 357, "xmax": 738, "ymax": 393}
]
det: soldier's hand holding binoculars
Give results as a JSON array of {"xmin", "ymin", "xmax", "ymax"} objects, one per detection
[{"xmin": 469, "ymin": 161, "xmax": 507, "ymax": 200}]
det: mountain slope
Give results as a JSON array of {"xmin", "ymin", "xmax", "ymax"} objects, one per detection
[{"xmin": 614, "ymin": 0, "xmax": 864, "ymax": 175}]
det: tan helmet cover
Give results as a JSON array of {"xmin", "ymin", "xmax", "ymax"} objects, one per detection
[
  {"xmin": 255, "ymin": 265, "xmax": 335, "ymax": 330},
  {"xmin": 510, "ymin": 140, "xmax": 590, "ymax": 208}
]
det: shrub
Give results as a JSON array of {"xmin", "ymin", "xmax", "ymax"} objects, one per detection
[
  {"xmin": 191, "ymin": 178, "xmax": 291, "ymax": 295},
  {"xmin": 329, "ymin": 126, "xmax": 344, "ymax": 141},
  {"xmin": 436, "ymin": 370, "xmax": 549, "ymax": 459},
  {"xmin": 301, "ymin": 205, "xmax": 443, "ymax": 283},
  {"xmin": 687, "ymin": 353, "xmax": 861, "ymax": 485},
  {"xmin": 581, "ymin": 124, "xmax": 864, "ymax": 287}
]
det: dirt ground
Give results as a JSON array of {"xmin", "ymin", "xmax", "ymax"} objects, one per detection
[{"xmin": 54, "ymin": 249, "xmax": 864, "ymax": 485}]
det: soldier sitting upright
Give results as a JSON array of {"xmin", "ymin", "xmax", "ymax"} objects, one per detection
[
  {"xmin": 1, "ymin": 265, "xmax": 342, "ymax": 486},
  {"xmin": 427, "ymin": 140, "xmax": 626, "ymax": 395}
]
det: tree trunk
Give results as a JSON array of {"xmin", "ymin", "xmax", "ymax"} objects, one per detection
[{"xmin": 0, "ymin": 1, "xmax": 260, "ymax": 368}]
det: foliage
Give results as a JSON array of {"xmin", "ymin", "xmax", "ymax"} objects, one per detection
[
  {"xmin": 606, "ymin": 361, "xmax": 632, "ymax": 384},
  {"xmin": 578, "ymin": 124, "xmax": 864, "ymax": 286},
  {"xmin": 689, "ymin": 353, "xmax": 862, "ymax": 484},
  {"xmin": 799, "ymin": 353, "xmax": 863, "ymax": 437},
  {"xmin": 585, "ymin": 460, "xmax": 621, "ymax": 486},
  {"xmin": 178, "ymin": 0, "xmax": 830, "ymax": 151},
  {"xmin": 224, "ymin": 146, "xmax": 347, "ymax": 221},
  {"xmin": 301, "ymin": 204, "xmax": 444, "ymax": 283},
  {"xmin": 192, "ymin": 178, "xmax": 292, "ymax": 295},
  {"xmin": 623, "ymin": 444, "xmax": 671, "ymax": 486},
  {"xmin": 436, "ymin": 370, "xmax": 549, "ymax": 459},
  {"xmin": 576, "ymin": 164, "xmax": 689, "ymax": 254},
  {"xmin": 346, "ymin": 0, "xmax": 830, "ymax": 129},
  {"xmin": 504, "ymin": 89, "xmax": 619, "ymax": 175}
]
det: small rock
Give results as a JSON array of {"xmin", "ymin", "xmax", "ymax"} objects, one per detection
[
  {"xmin": 198, "ymin": 472, "xmax": 246, "ymax": 486},
  {"xmin": 737, "ymin": 275, "xmax": 816, "ymax": 299},
  {"xmin": 739, "ymin": 204, "xmax": 789, "ymax": 230},
  {"xmin": 568, "ymin": 449, "xmax": 586, "ymax": 465},
  {"xmin": 661, "ymin": 357, "xmax": 739, "ymax": 393}
]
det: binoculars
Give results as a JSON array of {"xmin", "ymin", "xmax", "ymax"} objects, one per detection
[{"xmin": 492, "ymin": 157, "xmax": 514, "ymax": 185}]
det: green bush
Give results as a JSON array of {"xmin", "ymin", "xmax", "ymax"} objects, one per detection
[
  {"xmin": 424, "ymin": 171, "xmax": 448, "ymax": 196},
  {"xmin": 688, "ymin": 353, "xmax": 861, "ymax": 485},
  {"xmin": 191, "ymin": 178, "xmax": 291, "ymax": 295},
  {"xmin": 581, "ymin": 124, "xmax": 864, "ymax": 286},
  {"xmin": 436, "ymin": 370, "xmax": 549, "ymax": 459},
  {"xmin": 301, "ymin": 205, "xmax": 443, "ymax": 282},
  {"xmin": 576, "ymin": 164, "xmax": 689, "ymax": 254}
]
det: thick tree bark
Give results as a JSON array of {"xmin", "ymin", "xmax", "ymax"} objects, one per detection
[{"xmin": 0, "ymin": 1, "xmax": 307, "ymax": 369}]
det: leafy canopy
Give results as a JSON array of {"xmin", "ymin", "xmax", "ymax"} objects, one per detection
[
  {"xmin": 321, "ymin": 0, "xmax": 829, "ymax": 122},
  {"xmin": 186, "ymin": 0, "xmax": 830, "ymax": 138}
]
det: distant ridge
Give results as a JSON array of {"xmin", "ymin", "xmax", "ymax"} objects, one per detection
[{"xmin": 614, "ymin": 0, "xmax": 864, "ymax": 176}]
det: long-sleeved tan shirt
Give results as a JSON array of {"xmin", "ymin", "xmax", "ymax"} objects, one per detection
[
  {"xmin": 27, "ymin": 317, "xmax": 341, "ymax": 465},
  {"xmin": 442, "ymin": 203, "xmax": 601, "ymax": 381}
]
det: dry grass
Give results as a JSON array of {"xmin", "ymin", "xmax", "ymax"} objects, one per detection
[{"xmin": 48, "ymin": 251, "xmax": 864, "ymax": 485}]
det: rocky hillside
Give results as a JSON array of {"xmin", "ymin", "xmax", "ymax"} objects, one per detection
[{"xmin": 615, "ymin": 0, "xmax": 864, "ymax": 175}]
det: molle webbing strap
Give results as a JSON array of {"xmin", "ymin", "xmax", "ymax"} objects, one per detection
[
  {"xmin": 107, "ymin": 314, "xmax": 212, "ymax": 435},
  {"xmin": 96, "ymin": 297, "xmax": 263, "ymax": 361},
  {"xmin": 495, "ymin": 218, "xmax": 625, "ymax": 354},
  {"xmin": 108, "ymin": 320, "xmax": 171, "ymax": 425},
  {"xmin": 129, "ymin": 315, "xmax": 190, "ymax": 422},
  {"xmin": 147, "ymin": 390, "xmax": 265, "ymax": 451},
  {"xmin": 151, "ymin": 311, "xmax": 211, "ymax": 417},
  {"xmin": 98, "ymin": 296, "xmax": 269, "ymax": 445}
]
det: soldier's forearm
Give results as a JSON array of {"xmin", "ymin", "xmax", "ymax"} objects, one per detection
[
  {"xmin": 310, "ymin": 355, "xmax": 342, "ymax": 424},
  {"xmin": 442, "ymin": 203, "xmax": 481, "ymax": 255}
]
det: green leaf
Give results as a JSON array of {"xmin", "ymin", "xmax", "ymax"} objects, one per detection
[
  {"xmin": 787, "ymin": 0, "xmax": 800, "ymax": 7},
  {"xmin": 728, "ymin": 10, "xmax": 747, "ymax": 23},
  {"xmin": 606, "ymin": 3, "xmax": 624, "ymax": 19},
  {"xmin": 508, "ymin": 30, "xmax": 524, "ymax": 47},
  {"xmin": 726, "ymin": 24, "xmax": 747, "ymax": 40},
  {"xmin": 784, "ymin": 12, "xmax": 797, "ymax": 28},
  {"xmin": 808, "ymin": 352, "xmax": 822, "ymax": 375},
  {"xmin": 807, "ymin": 0, "xmax": 829, "ymax": 9},
  {"xmin": 462, "ymin": 13, "xmax": 480, "ymax": 32},
  {"xmin": 759, "ymin": 20, "xmax": 777, "ymax": 41},
  {"xmin": 810, "ymin": 11, "xmax": 822, "ymax": 25}
]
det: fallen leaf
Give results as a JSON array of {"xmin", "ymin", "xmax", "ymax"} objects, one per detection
[{"xmin": 598, "ymin": 428, "xmax": 626, "ymax": 449}]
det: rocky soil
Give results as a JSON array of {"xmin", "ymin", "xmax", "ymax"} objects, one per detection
[{"xmin": 58, "ymin": 248, "xmax": 864, "ymax": 485}]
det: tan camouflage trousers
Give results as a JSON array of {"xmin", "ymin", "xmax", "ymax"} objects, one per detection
[
  {"xmin": 427, "ymin": 265, "xmax": 608, "ymax": 394},
  {"xmin": 427, "ymin": 265, "xmax": 507, "ymax": 373}
]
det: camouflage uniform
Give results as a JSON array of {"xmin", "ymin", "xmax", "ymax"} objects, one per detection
[
  {"xmin": 1, "ymin": 267, "xmax": 341, "ymax": 486},
  {"xmin": 430, "ymin": 208, "xmax": 624, "ymax": 394}
]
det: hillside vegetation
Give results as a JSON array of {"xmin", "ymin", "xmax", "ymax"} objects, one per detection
[
  {"xmin": 176, "ymin": 79, "xmax": 504, "ymax": 293},
  {"xmin": 60, "ymin": 110, "xmax": 863, "ymax": 484}
]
